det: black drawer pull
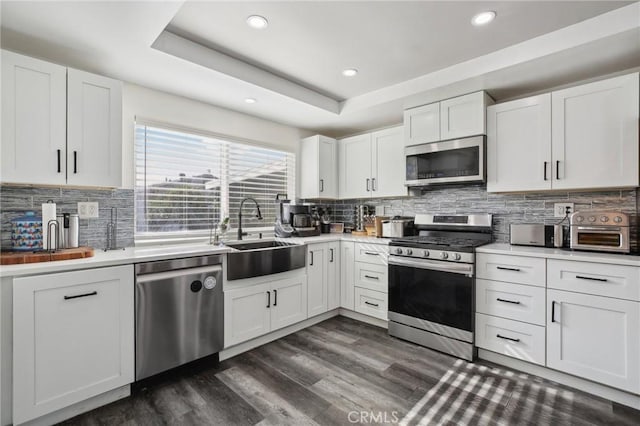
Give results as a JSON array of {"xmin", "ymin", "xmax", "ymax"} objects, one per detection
[
  {"xmin": 64, "ymin": 291, "xmax": 97, "ymax": 300},
  {"xmin": 364, "ymin": 251, "xmax": 378, "ymax": 256},
  {"xmin": 575, "ymin": 275, "xmax": 608, "ymax": 282},
  {"xmin": 496, "ymin": 297, "xmax": 521, "ymax": 305},
  {"xmin": 496, "ymin": 266, "xmax": 521, "ymax": 272},
  {"xmin": 496, "ymin": 334, "xmax": 520, "ymax": 343},
  {"xmin": 364, "ymin": 301, "xmax": 379, "ymax": 307},
  {"xmin": 364, "ymin": 275, "xmax": 379, "ymax": 280}
]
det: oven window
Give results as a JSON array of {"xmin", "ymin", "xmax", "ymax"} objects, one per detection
[
  {"xmin": 406, "ymin": 146, "xmax": 479, "ymax": 180},
  {"xmin": 577, "ymin": 233, "xmax": 621, "ymax": 247},
  {"xmin": 388, "ymin": 263, "xmax": 472, "ymax": 332}
]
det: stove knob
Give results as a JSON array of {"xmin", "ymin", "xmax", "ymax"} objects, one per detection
[
  {"xmin": 406, "ymin": 249, "xmax": 413, "ymax": 256},
  {"xmin": 440, "ymin": 252, "xmax": 449, "ymax": 260},
  {"xmin": 395, "ymin": 248, "xmax": 403, "ymax": 255},
  {"xmin": 600, "ymin": 216, "xmax": 609, "ymax": 223},
  {"xmin": 588, "ymin": 216, "xmax": 596, "ymax": 223},
  {"xmin": 575, "ymin": 216, "xmax": 584, "ymax": 223},
  {"xmin": 423, "ymin": 250, "xmax": 430, "ymax": 257},
  {"xmin": 453, "ymin": 253, "xmax": 462, "ymax": 261},
  {"xmin": 614, "ymin": 216, "xmax": 623, "ymax": 223}
]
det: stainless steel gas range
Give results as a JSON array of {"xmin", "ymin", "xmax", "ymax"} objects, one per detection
[{"xmin": 387, "ymin": 214, "xmax": 493, "ymax": 361}]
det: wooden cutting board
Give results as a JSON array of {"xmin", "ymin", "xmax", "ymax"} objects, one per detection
[{"xmin": 1, "ymin": 247, "xmax": 95, "ymax": 265}]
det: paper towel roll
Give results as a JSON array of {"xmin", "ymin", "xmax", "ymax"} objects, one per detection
[{"xmin": 42, "ymin": 201, "xmax": 57, "ymax": 250}]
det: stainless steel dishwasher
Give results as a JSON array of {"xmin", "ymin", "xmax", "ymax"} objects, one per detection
[{"xmin": 135, "ymin": 255, "xmax": 223, "ymax": 381}]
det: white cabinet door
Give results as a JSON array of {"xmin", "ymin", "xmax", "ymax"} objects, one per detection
[
  {"xmin": 67, "ymin": 68, "xmax": 122, "ymax": 187},
  {"xmin": 371, "ymin": 126, "xmax": 407, "ymax": 198},
  {"xmin": 487, "ymin": 94, "xmax": 552, "ymax": 192},
  {"xmin": 224, "ymin": 282, "xmax": 271, "ymax": 347},
  {"xmin": 318, "ymin": 136, "xmax": 338, "ymax": 198},
  {"xmin": 340, "ymin": 241, "xmax": 355, "ymax": 310},
  {"xmin": 13, "ymin": 265, "xmax": 134, "ymax": 424},
  {"xmin": 307, "ymin": 243, "xmax": 327, "ymax": 317},
  {"xmin": 299, "ymin": 135, "xmax": 320, "ymax": 199},
  {"xmin": 403, "ymin": 103, "xmax": 440, "ymax": 146},
  {"xmin": 547, "ymin": 289, "xmax": 640, "ymax": 394},
  {"xmin": 327, "ymin": 242, "xmax": 340, "ymax": 310},
  {"xmin": 440, "ymin": 92, "xmax": 491, "ymax": 140},
  {"xmin": 339, "ymin": 134, "xmax": 372, "ymax": 199},
  {"xmin": 1, "ymin": 50, "xmax": 67, "ymax": 185},
  {"xmin": 551, "ymin": 73, "xmax": 639, "ymax": 190},
  {"xmin": 270, "ymin": 276, "xmax": 308, "ymax": 331}
]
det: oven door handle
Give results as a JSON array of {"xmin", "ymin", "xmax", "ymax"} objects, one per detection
[{"xmin": 388, "ymin": 256, "xmax": 474, "ymax": 276}]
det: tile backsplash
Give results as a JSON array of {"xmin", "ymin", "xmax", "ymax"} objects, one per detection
[
  {"xmin": 306, "ymin": 184, "xmax": 640, "ymax": 252},
  {"xmin": 1, "ymin": 185, "xmax": 134, "ymax": 250}
]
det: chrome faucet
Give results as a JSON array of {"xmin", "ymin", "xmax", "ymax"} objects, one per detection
[{"xmin": 237, "ymin": 198, "xmax": 263, "ymax": 240}]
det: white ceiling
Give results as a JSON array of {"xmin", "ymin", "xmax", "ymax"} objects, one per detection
[{"xmin": 1, "ymin": 1, "xmax": 639, "ymax": 137}]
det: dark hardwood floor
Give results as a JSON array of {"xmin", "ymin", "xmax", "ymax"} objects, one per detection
[{"xmin": 62, "ymin": 316, "xmax": 640, "ymax": 425}]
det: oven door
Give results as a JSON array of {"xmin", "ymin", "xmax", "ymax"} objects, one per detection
[
  {"xmin": 405, "ymin": 135, "xmax": 485, "ymax": 186},
  {"xmin": 388, "ymin": 256, "xmax": 474, "ymax": 343}
]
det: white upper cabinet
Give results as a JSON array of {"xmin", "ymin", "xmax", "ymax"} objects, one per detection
[
  {"xmin": 440, "ymin": 92, "xmax": 493, "ymax": 140},
  {"xmin": 487, "ymin": 94, "xmax": 552, "ymax": 192},
  {"xmin": 0, "ymin": 49, "xmax": 123, "ymax": 187},
  {"xmin": 1, "ymin": 50, "xmax": 67, "ymax": 185},
  {"xmin": 299, "ymin": 135, "xmax": 338, "ymax": 199},
  {"xmin": 404, "ymin": 91, "xmax": 492, "ymax": 147},
  {"xmin": 551, "ymin": 73, "xmax": 639, "ymax": 190},
  {"xmin": 339, "ymin": 126, "xmax": 406, "ymax": 199},
  {"xmin": 67, "ymin": 69, "xmax": 122, "ymax": 187}
]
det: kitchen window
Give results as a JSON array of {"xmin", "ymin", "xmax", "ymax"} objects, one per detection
[{"xmin": 135, "ymin": 123, "xmax": 295, "ymax": 243}]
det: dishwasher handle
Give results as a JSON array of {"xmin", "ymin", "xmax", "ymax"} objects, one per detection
[{"xmin": 136, "ymin": 264, "xmax": 222, "ymax": 283}]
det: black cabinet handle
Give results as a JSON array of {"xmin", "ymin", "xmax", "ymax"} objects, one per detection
[
  {"xmin": 551, "ymin": 301, "xmax": 556, "ymax": 323},
  {"xmin": 497, "ymin": 297, "xmax": 521, "ymax": 305},
  {"xmin": 64, "ymin": 291, "xmax": 97, "ymax": 300},
  {"xmin": 543, "ymin": 161, "xmax": 548, "ymax": 181},
  {"xmin": 496, "ymin": 334, "xmax": 520, "ymax": 343},
  {"xmin": 266, "ymin": 291, "xmax": 271, "ymax": 308},
  {"xmin": 497, "ymin": 266, "xmax": 521, "ymax": 272},
  {"xmin": 364, "ymin": 301, "xmax": 379, "ymax": 307},
  {"xmin": 57, "ymin": 149, "xmax": 61, "ymax": 173},
  {"xmin": 73, "ymin": 151, "xmax": 78, "ymax": 174},
  {"xmin": 555, "ymin": 160, "xmax": 560, "ymax": 180},
  {"xmin": 575, "ymin": 275, "xmax": 608, "ymax": 282},
  {"xmin": 273, "ymin": 289, "xmax": 277, "ymax": 306},
  {"xmin": 330, "ymin": 248, "xmax": 334, "ymax": 263},
  {"xmin": 366, "ymin": 178, "xmax": 370, "ymax": 192},
  {"xmin": 364, "ymin": 275, "xmax": 379, "ymax": 280},
  {"xmin": 372, "ymin": 178, "xmax": 376, "ymax": 191},
  {"xmin": 320, "ymin": 179, "xmax": 324, "ymax": 192},
  {"xmin": 364, "ymin": 251, "xmax": 378, "ymax": 256},
  {"xmin": 310, "ymin": 251, "xmax": 314, "ymax": 266}
]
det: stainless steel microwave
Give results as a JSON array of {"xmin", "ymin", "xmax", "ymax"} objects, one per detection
[{"xmin": 405, "ymin": 135, "xmax": 485, "ymax": 186}]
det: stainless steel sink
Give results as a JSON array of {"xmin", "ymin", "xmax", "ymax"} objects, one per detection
[{"xmin": 226, "ymin": 239, "xmax": 306, "ymax": 280}]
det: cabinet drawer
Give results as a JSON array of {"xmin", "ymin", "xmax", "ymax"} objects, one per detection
[
  {"xmin": 476, "ymin": 279, "xmax": 545, "ymax": 326},
  {"xmin": 476, "ymin": 253, "xmax": 545, "ymax": 287},
  {"xmin": 354, "ymin": 287, "xmax": 388, "ymax": 320},
  {"xmin": 475, "ymin": 313, "xmax": 545, "ymax": 366},
  {"xmin": 355, "ymin": 243, "xmax": 389, "ymax": 266},
  {"xmin": 548, "ymin": 259, "xmax": 640, "ymax": 301},
  {"xmin": 355, "ymin": 262, "xmax": 388, "ymax": 293}
]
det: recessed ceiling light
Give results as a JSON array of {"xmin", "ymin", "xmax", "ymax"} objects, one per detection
[
  {"xmin": 244, "ymin": 98, "xmax": 257, "ymax": 104},
  {"xmin": 246, "ymin": 15, "xmax": 268, "ymax": 29},
  {"xmin": 471, "ymin": 11, "xmax": 496, "ymax": 26},
  {"xmin": 342, "ymin": 68, "xmax": 358, "ymax": 77}
]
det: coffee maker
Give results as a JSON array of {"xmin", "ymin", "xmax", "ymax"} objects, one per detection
[
  {"xmin": 274, "ymin": 195, "xmax": 320, "ymax": 237},
  {"xmin": 274, "ymin": 194, "xmax": 295, "ymax": 237}
]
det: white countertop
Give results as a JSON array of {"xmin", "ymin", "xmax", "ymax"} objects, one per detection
[
  {"xmin": 477, "ymin": 243, "xmax": 640, "ymax": 267},
  {"xmin": 0, "ymin": 234, "xmax": 390, "ymax": 278}
]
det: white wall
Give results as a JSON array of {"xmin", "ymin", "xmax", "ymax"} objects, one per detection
[{"xmin": 122, "ymin": 83, "xmax": 311, "ymax": 189}]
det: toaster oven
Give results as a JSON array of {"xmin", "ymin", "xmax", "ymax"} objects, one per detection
[{"xmin": 569, "ymin": 211, "xmax": 630, "ymax": 253}]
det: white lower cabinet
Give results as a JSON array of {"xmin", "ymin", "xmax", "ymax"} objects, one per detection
[
  {"xmin": 476, "ymin": 313, "xmax": 545, "ymax": 366},
  {"xmin": 327, "ymin": 242, "xmax": 340, "ymax": 310},
  {"xmin": 476, "ymin": 278, "xmax": 546, "ymax": 326},
  {"xmin": 353, "ymin": 242, "xmax": 389, "ymax": 320},
  {"xmin": 13, "ymin": 265, "xmax": 134, "ymax": 424},
  {"xmin": 224, "ymin": 275, "xmax": 307, "ymax": 347},
  {"xmin": 340, "ymin": 241, "xmax": 355, "ymax": 310},
  {"xmin": 307, "ymin": 243, "xmax": 328, "ymax": 317},
  {"xmin": 547, "ymin": 289, "xmax": 640, "ymax": 394},
  {"xmin": 354, "ymin": 287, "xmax": 388, "ymax": 320},
  {"xmin": 355, "ymin": 262, "xmax": 388, "ymax": 293}
]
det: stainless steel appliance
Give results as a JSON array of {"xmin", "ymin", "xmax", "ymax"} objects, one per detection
[
  {"xmin": 56, "ymin": 213, "xmax": 79, "ymax": 248},
  {"xmin": 381, "ymin": 218, "xmax": 415, "ymax": 238},
  {"xmin": 405, "ymin": 135, "xmax": 485, "ymax": 187},
  {"xmin": 135, "ymin": 255, "xmax": 223, "ymax": 380},
  {"xmin": 388, "ymin": 214, "xmax": 493, "ymax": 361},
  {"xmin": 570, "ymin": 211, "xmax": 630, "ymax": 253},
  {"xmin": 510, "ymin": 224, "xmax": 555, "ymax": 248},
  {"xmin": 274, "ymin": 197, "xmax": 319, "ymax": 237}
]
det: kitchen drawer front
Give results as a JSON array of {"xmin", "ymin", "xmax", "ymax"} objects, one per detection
[
  {"xmin": 355, "ymin": 243, "xmax": 389, "ymax": 266},
  {"xmin": 476, "ymin": 253, "xmax": 545, "ymax": 287},
  {"xmin": 355, "ymin": 262, "xmax": 388, "ymax": 293},
  {"xmin": 476, "ymin": 279, "xmax": 545, "ymax": 326},
  {"xmin": 475, "ymin": 313, "xmax": 545, "ymax": 366},
  {"xmin": 548, "ymin": 259, "xmax": 640, "ymax": 301},
  {"xmin": 354, "ymin": 287, "xmax": 388, "ymax": 320}
]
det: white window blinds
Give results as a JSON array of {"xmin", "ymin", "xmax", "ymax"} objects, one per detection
[{"xmin": 135, "ymin": 123, "xmax": 295, "ymax": 242}]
